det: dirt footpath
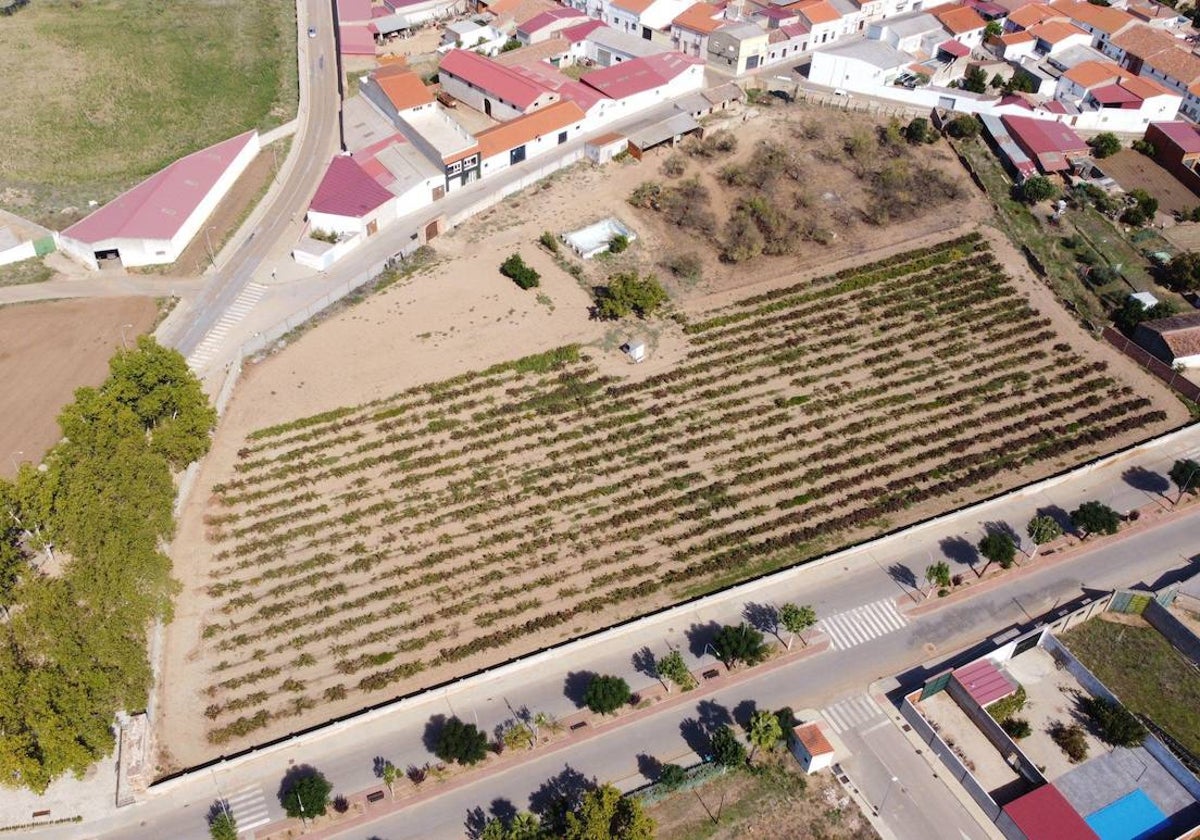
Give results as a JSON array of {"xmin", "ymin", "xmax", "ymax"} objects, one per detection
[{"xmin": 0, "ymin": 296, "xmax": 158, "ymax": 476}]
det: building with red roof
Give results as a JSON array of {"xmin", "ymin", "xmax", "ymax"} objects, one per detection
[
  {"xmin": 340, "ymin": 25, "xmax": 379, "ymax": 56},
  {"xmin": 580, "ymin": 51, "xmax": 705, "ymax": 107},
  {"xmin": 1000, "ymin": 785, "xmax": 1099, "ymax": 840},
  {"xmin": 336, "ymin": 0, "xmax": 373, "ymax": 24},
  {"xmin": 476, "ymin": 100, "xmax": 586, "ymax": 174},
  {"xmin": 60, "ymin": 131, "xmax": 259, "ymax": 270},
  {"xmin": 308, "ymin": 155, "xmax": 398, "ymax": 238},
  {"xmin": 437, "ymin": 49, "xmax": 562, "ymax": 119},
  {"xmin": 951, "ymin": 659, "xmax": 1018, "ymax": 708},
  {"xmin": 517, "ymin": 6, "xmax": 586, "ymax": 43},
  {"xmin": 1000, "ymin": 114, "xmax": 1089, "ymax": 172}
]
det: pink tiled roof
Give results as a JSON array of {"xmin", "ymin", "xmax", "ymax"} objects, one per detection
[
  {"xmin": 562, "ymin": 19, "xmax": 607, "ymax": 41},
  {"xmin": 1151, "ymin": 120, "xmax": 1200, "ymax": 154},
  {"xmin": 953, "ymin": 660, "xmax": 1018, "ymax": 708},
  {"xmin": 1002, "ymin": 786, "xmax": 1099, "ymax": 840},
  {"xmin": 940, "ymin": 39, "xmax": 971, "ymax": 57},
  {"xmin": 310, "ymin": 156, "xmax": 395, "ymax": 218},
  {"xmin": 64, "ymin": 131, "xmax": 256, "ymax": 244},
  {"xmin": 508, "ymin": 62, "xmax": 609, "ymax": 111},
  {"xmin": 340, "ymin": 24, "xmax": 378, "ymax": 55},
  {"xmin": 519, "ymin": 6, "xmax": 585, "ymax": 35},
  {"xmin": 336, "ymin": 0, "xmax": 373, "ymax": 23},
  {"xmin": 439, "ymin": 49, "xmax": 553, "ymax": 109},
  {"xmin": 581, "ymin": 52, "xmax": 704, "ymax": 99}
]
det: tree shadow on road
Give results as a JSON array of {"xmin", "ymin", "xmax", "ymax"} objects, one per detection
[
  {"xmin": 528, "ymin": 765, "xmax": 596, "ymax": 833},
  {"xmin": 636, "ymin": 753, "xmax": 663, "ymax": 782},
  {"xmin": 422, "ymin": 714, "xmax": 446, "ymax": 754},
  {"xmin": 563, "ymin": 670, "xmax": 597, "ymax": 708},
  {"xmin": 464, "ymin": 798, "xmax": 519, "ymax": 839},
  {"xmin": 939, "ymin": 535, "xmax": 978, "ymax": 572},
  {"xmin": 743, "ymin": 602, "xmax": 781, "ymax": 642},
  {"xmin": 686, "ymin": 620, "xmax": 722, "ymax": 659},
  {"xmin": 631, "ymin": 646, "xmax": 659, "ymax": 684},
  {"xmin": 1037, "ymin": 504, "xmax": 1074, "ymax": 536},
  {"xmin": 1123, "ymin": 466, "xmax": 1170, "ymax": 499}
]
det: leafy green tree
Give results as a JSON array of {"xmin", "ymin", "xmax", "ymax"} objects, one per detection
[
  {"xmin": 380, "ymin": 760, "xmax": 399, "ymax": 798},
  {"xmin": 659, "ymin": 763, "xmax": 687, "ymax": 789},
  {"xmin": 594, "ymin": 272, "xmax": 668, "ymax": 319},
  {"xmin": 1122, "ymin": 188, "xmax": 1158, "ymax": 226},
  {"xmin": 1165, "ymin": 251, "xmax": 1200, "ymax": 292},
  {"xmin": 978, "ymin": 531, "xmax": 1017, "ymax": 570},
  {"xmin": 1070, "ymin": 500, "xmax": 1121, "ymax": 537},
  {"xmin": 925, "ymin": 560, "xmax": 951, "ymax": 594},
  {"xmin": 209, "ymin": 810, "xmax": 238, "ymax": 840},
  {"xmin": 501, "ymin": 253, "xmax": 541, "ymax": 289},
  {"xmin": 962, "ymin": 66, "xmax": 989, "ymax": 93},
  {"xmin": 501, "ymin": 721, "xmax": 534, "ymax": 751},
  {"xmin": 946, "ymin": 114, "xmax": 981, "ymax": 139},
  {"xmin": 779, "ymin": 602, "xmax": 816, "ymax": 648},
  {"xmin": 584, "ymin": 674, "xmax": 631, "ymax": 715},
  {"xmin": 710, "ymin": 725, "xmax": 747, "ymax": 768},
  {"xmin": 747, "ymin": 709, "xmax": 783, "ymax": 760},
  {"xmin": 1169, "ymin": 458, "xmax": 1200, "ymax": 502},
  {"xmin": 1080, "ymin": 696, "xmax": 1145, "ymax": 747},
  {"xmin": 482, "ymin": 811, "xmax": 545, "ymax": 840},
  {"xmin": 282, "ymin": 770, "xmax": 333, "ymax": 818},
  {"xmin": 1087, "ymin": 132, "xmax": 1121, "ymax": 158},
  {"xmin": 656, "ymin": 649, "xmax": 695, "ymax": 692},
  {"xmin": 1026, "ymin": 515, "xmax": 1064, "ymax": 558},
  {"xmin": 711, "ymin": 622, "xmax": 769, "ymax": 669},
  {"xmin": 1003, "ymin": 72, "xmax": 1035, "ymax": 94},
  {"xmin": 564, "ymin": 784, "xmax": 655, "ymax": 840},
  {"xmin": 984, "ymin": 19, "xmax": 1002, "ymax": 37},
  {"xmin": 435, "ymin": 716, "xmax": 489, "ymax": 765},
  {"xmin": 1016, "ymin": 176, "xmax": 1057, "ymax": 204},
  {"xmin": 1114, "ymin": 296, "xmax": 1176, "ymax": 334},
  {"xmin": 904, "ymin": 117, "xmax": 934, "ymax": 144},
  {"xmin": 500, "ymin": 37, "xmax": 522, "ymax": 52}
]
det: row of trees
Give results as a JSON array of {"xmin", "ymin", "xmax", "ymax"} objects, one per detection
[{"xmin": 1, "ymin": 337, "xmax": 217, "ymax": 792}]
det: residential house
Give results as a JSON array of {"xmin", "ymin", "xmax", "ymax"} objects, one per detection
[
  {"xmin": 793, "ymin": 0, "xmax": 844, "ymax": 48},
  {"xmin": 504, "ymin": 59, "xmax": 618, "ymax": 124},
  {"xmin": 765, "ymin": 22, "xmax": 813, "ymax": 63},
  {"xmin": 1025, "ymin": 20, "xmax": 1092, "ymax": 56},
  {"xmin": 671, "ymin": 3, "xmax": 730, "ymax": 58},
  {"xmin": 1134, "ymin": 312, "xmax": 1200, "ymax": 368},
  {"xmin": 808, "ymin": 38, "xmax": 910, "ymax": 89},
  {"xmin": 437, "ymin": 49, "xmax": 561, "ymax": 119},
  {"xmin": 979, "ymin": 113, "xmax": 1039, "ymax": 180},
  {"xmin": 999, "ymin": 113, "xmax": 1088, "ymax": 173},
  {"xmin": 396, "ymin": 106, "xmax": 483, "ymax": 191},
  {"xmin": 707, "ymin": 21, "xmax": 771, "ymax": 72},
  {"xmin": 440, "ymin": 17, "xmax": 507, "ymax": 51},
  {"xmin": 933, "ymin": 4, "xmax": 988, "ymax": 48},
  {"xmin": 1106, "ymin": 24, "xmax": 1200, "ymax": 119},
  {"xmin": 607, "ymin": 0, "xmax": 695, "ymax": 41},
  {"xmin": 352, "ymin": 135, "xmax": 444, "ymax": 217},
  {"xmin": 1055, "ymin": 59, "xmax": 1181, "ymax": 127},
  {"xmin": 996, "ymin": 30, "xmax": 1038, "ymax": 60},
  {"xmin": 306, "ymin": 156, "xmax": 399, "ymax": 239},
  {"xmin": 518, "ymin": 7, "xmax": 588, "ymax": 43},
  {"xmin": 1003, "ymin": 2, "xmax": 1057, "ymax": 32},
  {"xmin": 580, "ymin": 50, "xmax": 705, "ymax": 109},
  {"xmin": 475, "ymin": 100, "xmax": 587, "ymax": 175},
  {"xmin": 492, "ymin": 36, "xmax": 573, "ymax": 68},
  {"xmin": 869, "ymin": 12, "xmax": 945, "ymax": 53},
  {"xmin": 578, "ymin": 22, "xmax": 669, "ymax": 64},
  {"xmin": 1047, "ymin": 0, "xmax": 1136, "ymax": 51},
  {"xmin": 1126, "ymin": 0, "xmax": 1188, "ymax": 30},
  {"xmin": 361, "ymin": 66, "xmax": 437, "ymax": 125}
]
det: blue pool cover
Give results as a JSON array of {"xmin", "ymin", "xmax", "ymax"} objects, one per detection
[{"xmin": 1086, "ymin": 789, "xmax": 1169, "ymax": 840}]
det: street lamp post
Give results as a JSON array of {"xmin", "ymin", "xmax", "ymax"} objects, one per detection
[
  {"xmin": 9, "ymin": 450, "xmax": 22, "ymax": 473},
  {"xmin": 119, "ymin": 323, "xmax": 133, "ymax": 350},
  {"xmin": 205, "ymin": 226, "xmax": 216, "ymax": 267},
  {"xmin": 876, "ymin": 775, "xmax": 900, "ymax": 815}
]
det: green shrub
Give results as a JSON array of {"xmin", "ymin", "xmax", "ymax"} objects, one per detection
[
  {"xmin": 539, "ymin": 231, "xmax": 559, "ymax": 253},
  {"xmin": 1050, "ymin": 722, "xmax": 1089, "ymax": 762},
  {"xmin": 1132, "ymin": 139, "xmax": 1156, "ymax": 156},
  {"xmin": 1080, "ymin": 696, "xmax": 1145, "ymax": 747},
  {"xmin": 987, "ymin": 686, "xmax": 1027, "ymax": 722},
  {"xmin": 594, "ymin": 272, "xmax": 668, "ymax": 319},
  {"xmin": 500, "ymin": 253, "xmax": 540, "ymax": 289},
  {"xmin": 659, "ymin": 763, "xmax": 687, "ymax": 789},
  {"xmin": 1002, "ymin": 717, "xmax": 1032, "ymax": 739},
  {"xmin": 609, "ymin": 234, "xmax": 629, "ymax": 254}
]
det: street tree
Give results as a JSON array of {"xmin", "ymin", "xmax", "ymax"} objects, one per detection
[
  {"xmin": 1087, "ymin": 132, "xmax": 1121, "ymax": 158},
  {"xmin": 501, "ymin": 721, "xmax": 534, "ymax": 751},
  {"xmin": 564, "ymin": 783, "xmax": 655, "ymax": 840},
  {"xmin": 481, "ymin": 812, "xmax": 545, "ymax": 840},
  {"xmin": 282, "ymin": 770, "xmax": 333, "ymax": 819},
  {"xmin": 659, "ymin": 763, "xmax": 687, "ymax": 790},
  {"xmin": 747, "ymin": 709, "xmax": 783, "ymax": 761},
  {"xmin": 710, "ymin": 725, "xmax": 748, "ymax": 768},
  {"xmin": 1026, "ymin": 515, "xmax": 1063, "ymax": 559},
  {"xmin": 435, "ymin": 716, "xmax": 489, "ymax": 765},
  {"xmin": 712, "ymin": 622, "xmax": 770, "ymax": 669},
  {"xmin": 1070, "ymin": 501, "xmax": 1121, "ymax": 538},
  {"xmin": 209, "ymin": 810, "xmax": 238, "ymax": 840},
  {"xmin": 1169, "ymin": 458, "xmax": 1200, "ymax": 502},
  {"xmin": 656, "ymin": 649, "xmax": 696, "ymax": 692},
  {"xmin": 584, "ymin": 674, "xmax": 632, "ymax": 715},
  {"xmin": 779, "ymin": 603, "xmax": 817, "ymax": 649},
  {"xmin": 978, "ymin": 531, "xmax": 1017, "ymax": 570},
  {"xmin": 381, "ymin": 760, "xmax": 398, "ymax": 799},
  {"xmin": 925, "ymin": 561, "xmax": 951, "ymax": 594}
]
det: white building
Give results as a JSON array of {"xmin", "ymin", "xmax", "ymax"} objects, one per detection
[
  {"xmin": 790, "ymin": 723, "xmax": 836, "ymax": 774},
  {"xmin": 809, "ymin": 38, "xmax": 910, "ymax": 90},
  {"xmin": 60, "ymin": 131, "xmax": 259, "ymax": 270}
]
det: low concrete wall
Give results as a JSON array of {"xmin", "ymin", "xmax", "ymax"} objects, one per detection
[
  {"xmin": 1143, "ymin": 599, "xmax": 1200, "ymax": 669},
  {"xmin": 946, "ymin": 677, "xmax": 1044, "ymax": 786}
]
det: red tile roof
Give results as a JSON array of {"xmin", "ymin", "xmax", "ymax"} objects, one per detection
[
  {"xmin": 310, "ymin": 155, "xmax": 396, "ymax": 218},
  {"xmin": 64, "ymin": 131, "xmax": 257, "ymax": 244},
  {"xmin": 519, "ymin": 6, "xmax": 586, "ymax": 35},
  {"xmin": 940, "ymin": 39, "xmax": 971, "ymax": 58},
  {"xmin": 474, "ymin": 100, "xmax": 585, "ymax": 158},
  {"xmin": 562, "ymin": 19, "xmax": 607, "ymax": 41},
  {"xmin": 1001, "ymin": 114, "xmax": 1089, "ymax": 169},
  {"xmin": 375, "ymin": 66, "xmax": 435, "ymax": 110},
  {"xmin": 1002, "ymin": 785, "xmax": 1099, "ymax": 840},
  {"xmin": 507, "ymin": 62, "xmax": 609, "ymax": 111},
  {"xmin": 793, "ymin": 723, "xmax": 835, "ymax": 756},
  {"xmin": 1140, "ymin": 311, "xmax": 1200, "ymax": 357},
  {"xmin": 336, "ymin": 0, "xmax": 373, "ymax": 22},
  {"xmin": 935, "ymin": 4, "xmax": 987, "ymax": 34},
  {"xmin": 954, "ymin": 660, "xmax": 1018, "ymax": 708},
  {"xmin": 340, "ymin": 24, "xmax": 378, "ymax": 55},
  {"xmin": 1150, "ymin": 120, "xmax": 1200, "ymax": 154},
  {"xmin": 673, "ymin": 2, "xmax": 728, "ymax": 34},
  {"xmin": 581, "ymin": 52, "xmax": 703, "ymax": 99},
  {"xmin": 439, "ymin": 49, "xmax": 554, "ymax": 109}
]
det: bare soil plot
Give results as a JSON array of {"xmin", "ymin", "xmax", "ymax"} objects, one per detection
[
  {"xmin": 646, "ymin": 756, "xmax": 877, "ymax": 840},
  {"xmin": 1099, "ymin": 150, "xmax": 1200, "ymax": 217},
  {"xmin": 157, "ymin": 232, "xmax": 1185, "ymax": 767},
  {"xmin": 0, "ymin": 0, "xmax": 297, "ymax": 228},
  {"xmin": 0, "ymin": 296, "xmax": 159, "ymax": 477}
]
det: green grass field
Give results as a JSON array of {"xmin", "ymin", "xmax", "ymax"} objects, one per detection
[
  {"xmin": 1061, "ymin": 616, "xmax": 1200, "ymax": 756},
  {"xmin": 0, "ymin": 0, "xmax": 297, "ymax": 227}
]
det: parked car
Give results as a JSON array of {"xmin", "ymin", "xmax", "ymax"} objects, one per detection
[{"xmin": 308, "ymin": 25, "xmax": 317, "ymax": 38}]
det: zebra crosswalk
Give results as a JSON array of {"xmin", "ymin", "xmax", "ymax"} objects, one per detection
[
  {"xmin": 186, "ymin": 282, "xmax": 269, "ymax": 371},
  {"xmin": 224, "ymin": 783, "xmax": 271, "ymax": 833},
  {"xmin": 818, "ymin": 597, "xmax": 908, "ymax": 651},
  {"xmin": 821, "ymin": 694, "xmax": 886, "ymax": 735}
]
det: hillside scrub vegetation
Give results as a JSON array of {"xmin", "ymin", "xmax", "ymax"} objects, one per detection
[
  {"xmin": 0, "ymin": 337, "xmax": 215, "ymax": 792},
  {"xmin": 184, "ymin": 236, "xmax": 1176, "ymax": 752}
]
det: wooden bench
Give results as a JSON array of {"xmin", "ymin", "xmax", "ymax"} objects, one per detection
[
  {"xmin": 570, "ymin": 721, "xmax": 588, "ymax": 731},
  {"xmin": 367, "ymin": 791, "xmax": 385, "ymax": 804},
  {"xmin": 702, "ymin": 668, "xmax": 720, "ymax": 680}
]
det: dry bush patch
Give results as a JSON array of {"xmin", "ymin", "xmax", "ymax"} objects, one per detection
[{"xmin": 172, "ymin": 235, "xmax": 1183, "ymax": 756}]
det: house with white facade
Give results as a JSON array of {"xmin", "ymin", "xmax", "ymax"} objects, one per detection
[
  {"xmin": 1106, "ymin": 24, "xmax": 1200, "ymax": 119},
  {"xmin": 517, "ymin": 7, "xmax": 588, "ymax": 43},
  {"xmin": 794, "ymin": 0, "xmax": 845, "ymax": 48},
  {"xmin": 579, "ymin": 22, "xmax": 669, "ymax": 64},
  {"xmin": 1047, "ymin": 0, "xmax": 1137, "ymax": 51},
  {"xmin": 606, "ymin": 0, "xmax": 695, "ymax": 41},
  {"xmin": 1055, "ymin": 58, "xmax": 1182, "ymax": 127},
  {"xmin": 933, "ymin": 4, "xmax": 988, "ymax": 48},
  {"xmin": 438, "ymin": 49, "xmax": 562, "ymax": 119},
  {"xmin": 580, "ymin": 50, "xmax": 705, "ymax": 110},
  {"xmin": 671, "ymin": 2, "xmax": 730, "ymax": 58},
  {"xmin": 808, "ymin": 37, "xmax": 910, "ymax": 89},
  {"xmin": 1025, "ymin": 20, "xmax": 1092, "ymax": 56},
  {"xmin": 475, "ymin": 100, "xmax": 588, "ymax": 176}
]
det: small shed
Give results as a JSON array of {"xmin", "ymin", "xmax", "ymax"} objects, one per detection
[
  {"xmin": 585, "ymin": 132, "xmax": 628, "ymax": 165},
  {"xmin": 790, "ymin": 722, "xmax": 836, "ymax": 774},
  {"xmin": 627, "ymin": 111, "xmax": 702, "ymax": 160},
  {"xmin": 1129, "ymin": 291, "xmax": 1159, "ymax": 310},
  {"xmin": 562, "ymin": 217, "xmax": 636, "ymax": 259},
  {"xmin": 623, "ymin": 341, "xmax": 646, "ymax": 363}
]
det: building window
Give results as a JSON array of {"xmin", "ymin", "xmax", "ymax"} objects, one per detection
[
  {"xmin": 447, "ymin": 160, "xmax": 462, "ymax": 175},
  {"xmin": 558, "ymin": 131, "xmax": 567, "ymax": 144}
]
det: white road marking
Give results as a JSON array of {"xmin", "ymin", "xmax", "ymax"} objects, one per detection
[
  {"xmin": 186, "ymin": 282, "xmax": 268, "ymax": 370},
  {"xmin": 819, "ymin": 598, "xmax": 907, "ymax": 651},
  {"xmin": 822, "ymin": 694, "xmax": 885, "ymax": 734}
]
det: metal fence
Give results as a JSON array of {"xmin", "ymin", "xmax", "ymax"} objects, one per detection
[
  {"xmin": 1101, "ymin": 327, "xmax": 1200, "ymax": 403},
  {"xmin": 786, "ymin": 88, "xmax": 927, "ymax": 121}
]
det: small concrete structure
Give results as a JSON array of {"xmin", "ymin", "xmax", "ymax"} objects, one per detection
[
  {"xmin": 585, "ymin": 132, "xmax": 628, "ymax": 164},
  {"xmin": 1129, "ymin": 291, "xmax": 1160, "ymax": 310},
  {"xmin": 624, "ymin": 341, "xmax": 646, "ymax": 363},
  {"xmin": 562, "ymin": 217, "xmax": 636, "ymax": 258},
  {"xmin": 791, "ymin": 721, "xmax": 836, "ymax": 774}
]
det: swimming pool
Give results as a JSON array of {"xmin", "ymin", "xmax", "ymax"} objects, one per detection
[{"xmin": 1086, "ymin": 789, "xmax": 1169, "ymax": 840}]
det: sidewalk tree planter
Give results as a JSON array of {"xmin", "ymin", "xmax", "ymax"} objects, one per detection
[
  {"xmin": 1026, "ymin": 515, "xmax": 1063, "ymax": 559},
  {"xmin": 779, "ymin": 603, "xmax": 816, "ymax": 649},
  {"xmin": 711, "ymin": 725, "xmax": 748, "ymax": 768},
  {"xmin": 435, "ymin": 717, "xmax": 488, "ymax": 766},
  {"xmin": 1169, "ymin": 458, "xmax": 1200, "ymax": 503},
  {"xmin": 978, "ymin": 530, "xmax": 1017, "ymax": 571},
  {"xmin": 281, "ymin": 767, "xmax": 333, "ymax": 819},
  {"xmin": 584, "ymin": 674, "xmax": 632, "ymax": 715},
  {"xmin": 656, "ymin": 650, "xmax": 696, "ymax": 692},
  {"xmin": 925, "ymin": 561, "xmax": 951, "ymax": 595},
  {"xmin": 1070, "ymin": 501, "xmax": 1121, "ymax": 538},
  {"xmin": 712, "ymin": 623, "xmax": 770, "ymax": 669}
]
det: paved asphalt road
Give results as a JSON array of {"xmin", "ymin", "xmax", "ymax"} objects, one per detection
[
  {"xmin": 59, "ymin": 425, "xmax": 1198, "ymax": 840},
  {"xmin": 164, "ymin": 0, "xmax": 341, "ymax": 361}
]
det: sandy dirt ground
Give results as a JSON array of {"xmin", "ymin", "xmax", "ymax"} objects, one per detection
[
  {"xmin": 1097, "ymin": 149, "xmax": 1200, "ymax": 218},
  {"xmin": 155, "ymin": 104, "xmax": 1189, "ymax": 770},
  {"xmin": 0, "ymin": 296, "xmax": 158, "ymax": 477}
]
